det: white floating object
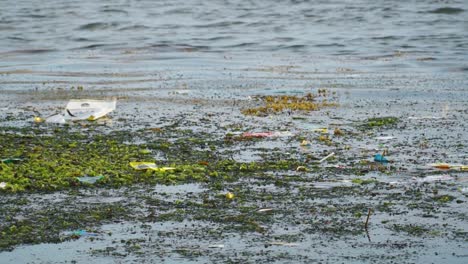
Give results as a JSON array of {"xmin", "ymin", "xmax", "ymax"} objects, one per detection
[
  {"xmin": 375, "ymin": 136, "xmax": 395, "ymax": 141},
  {"xmin": 257, "ymin": 208, "xmax": 273, "ymax": 213},
  {"xmin": 208, "ymin": 244, "xmax": 224, "ymax": 248},
  {"xmin": 319, "ymin": 152, "xmax": 335, "ymax": 163},
  {"xmin": 66, "ymin": 99, "xmax": 116, "ymax": 121},
  {"xmin": 414, "ymin": 175, "xmax": 453, "ymax": 183},
  {"xmin": 45, "ymin": 114, "xmax": 66, "ymax": 124},
  {"xmin": 0, "ymin": 182, "xmax": 7, "ymax": 189}
]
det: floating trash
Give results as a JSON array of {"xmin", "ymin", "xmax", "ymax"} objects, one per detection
[
  {"xmin": 374, "ymin": 154, "xmax": 389, "ymax": 163},
  {"xmin": 268, "ymin": 241, "xmax": 299, "ymax": 247},
  {"xmin": 241, "ymin": 131, "xmax": 293, "ymax": 139},
  {"xmin": 0, "ymin": 182, "xmax": 7, "ymax": 189},
  {"xmin": 1, "ymin": 158, "xmax": 23, "ymax": 164},
  {"xmin": 413, "ymin": 175, "xmax": 453, "ymax": 183},
  {"xmin": 129, "ymin": 162, "xmax": 175, "ymax": 172},
  {"xmin": 313, "ymin": 128, "xmax": 328, "ymax": 134},
  {"xmin": 33, "ymin": 116, "xmax": 45, "ymax": 123},
  {"xmin": 300, "ymin": 140, "xmax": 311, "ymax": 147},
  {"xmin": 375, "ymin": 136, "xmax": 396, "ymax": 141},
  {"xmin": 319, "ymin": 152, "xmax": 335, "ymax": 163},
  {"xmin": 66, "ymin": 99, "xmax": 117, "ymax": 121},
  {"xmin": 257, "ymin": 208, "xmax": 273, "ymax": 213},
  {"xmin": 428, "ymin": 163, "xmax": 467, "ymax": 171},
  {"xmin": 225, "ymin": 192, "xmax": 235, "ymax": 200},
  {"xmin": 76, "ymin": 175, "xmax": 104, "ymax": 184},
  {"xmin": 208, "ymin": 244, "xmax": 224, "ymax": 248},
  {"xmin": 41, "ymin": 98, "xmax": 117, "ymax": 124},
  {"xmin": 69, "ymin": 230, "xmax": 98, "ymax": 238}
]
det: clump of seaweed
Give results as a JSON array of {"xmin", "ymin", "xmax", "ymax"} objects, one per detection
[{"xmin": 242, "ymin": 92, "xmax": 338, "ymax": 116}]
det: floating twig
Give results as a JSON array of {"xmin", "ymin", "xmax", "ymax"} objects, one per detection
[
  {"xmin": 365, "ymin": 208, "xmax": 372, "ymax": 230},
  {"xmin": 319, "ymin": 152, "xmax": 335, "ymax": 163}
]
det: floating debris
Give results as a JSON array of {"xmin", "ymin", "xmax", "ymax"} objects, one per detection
[
  {"xmin": 241, "ymin": 131, "xmax": 294, "ymax": 139},
  {"xmin": 319, "ymin": 152, "xmax": 335, "ymax": 163},
  {"xmin": 69, "ymin": 230, "xmax": 98, "ymax": 238},
  {"xmin": 374, "ymin": 154, "xmax": 389, "ymax": 163},
  {"xmin": 1, "ymin": 158, "xmax": 23, "ymax": 164},
  {"xmin": 413, "ymin": 175, "xmax": 453, "ymax": 183},
  {"xmin": 76, "ymin": 175, "xmax": 104, "ymax": 184},
  {"xmin": 257, "ymin": 208, "xmax": 273, "ymax": 213},
  {"xmin": 0, "ymin": 182, "xmax": 7, "ymax": 189},
  {"xmin": 242, "ymin": 93, "xmax": 337, "ymax": 116},
  {"xmin": 42, "ymin": 98, "xmax": 117, "ymax": 124},
  {"xmin": 129, "ymin": 162, "xmax": 175, "ymax": 172},
  {"xmin": 225, "ymin": 192, "xmax": 235, "ymax": 200},
  {"xmin": 300, "ymin": 140, "xmax": 311, "ymax": 147},
  {"xmin": 268, "ymin": 241, "xmax": 299, "ymax": 247},
  {"xmin": 375, "ymin": 136, "xmax": 396, "ymax": 141},
  {"xmin": 313, "ymin": 128, "xmax": 328, "ymax": 134},
  {"xmin": 208, "ymin": 244, "xmax": 224, "ymax": 248},
  {"xmin": 427, "ymin": 163, "xmax": 467, "ymax": 170}
]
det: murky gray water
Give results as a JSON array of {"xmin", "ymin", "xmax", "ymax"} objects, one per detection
[
  {"xmin": 1, "ymin": 1, "xmax": 467, "ymax": 264},
  {"xmin": 1, "ymin": 0, "xmax": 467, "ymax": 75}
]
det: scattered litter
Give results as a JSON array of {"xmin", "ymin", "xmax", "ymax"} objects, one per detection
[
  {"xmin": 374, "ymin": 154, "xmax": 389, "ymax": 163},
  {"xmin": 66, "ymin": 99, "xmax": 116, "ymax": 121},
  {"xmin": 42, "ymin": 99, "xmax": 117, "ymax": 124},
  {"xmin": 313, "ymin": 180, "xmax": 353, "ymax": 189},
  {"xmin": 139, "ymin": 149, "xmax": 151, "ymax": 154},
  {"xmin": 319, "ymin": 152, "xmax": 335, "ymax": 163},
  {"xmin": 268, "ymin": 241, "xmax": 299, "ymax": 247},
  {"xmin": 45, "ymin": 114, "xmax": 66, "ymax": 124},
  {"xmin": 208, "ymin": 244, "xmax": 224, "ymax": 248},
  {"xmin": 225, "ymin": 192, "xmax": 235, "ymax": 200},
  {"xmin": 408, "ymin": 116, "xmax": 444, "ymax": 120},
  {"xmin": 296, "ymin": 166, "xmax": 308, "ymax": 172},
  {"xmin": 313, "ymin": 128, "xmax": 328, "ymax": 134},
  {"xmin": 0, "ymin": 182, "xmax": 7, "ymax": 189},
  {"xmin": 257, "ymin": 208, "xmax": 273, "ymax": 213},
  {"xmin": 172, "ymin": 90, "xmax": 191, "ymax": 95},
  {"xmin": 129, "ymin": 162, "xmax": 175, "ymax": 172},
  {"xmin": 76, "ymin": 175, "xmax": 104, "ymax": 184},
  {"xmin": 375, "ymin": 136, "xmax": 395, "ymax": 141},
  {"xmin": 130, "ymin": 161, "xmax": 158, "ymax": 170},
  {"xmin": 300, "ymin": 140, "xmax": 311, "ymax": 147},
  {"xmin": 1, "ymin": 158, "xmax": 23, "ymax": 164},
  {"xmin": 333, "ymin": 128, "xmax": 344, "ymax": 136},
  {"xmin": 242, "ymin": 131, "xmax": 293, "ymax": 138},
  {"xmin": 428, "ymin": 163, "xmax": 467, "ymax": 170},
  {"xmin": 413, "ymin": 175, "xmax": 453, "ymax": 183},
  {"xmin": 33, "ymin": 117, "xmax": 45, "ymax": 123},
  {"xmin": 242, "ymin": 132, "xmax": 275, "ymax": 138},
  {"xmin": 70, "ymin": 230, "xmax": 98, "ymax": 238},
  {"xmin": 461, "ymin": 187, "xmax": 468, "ymax": 194}
]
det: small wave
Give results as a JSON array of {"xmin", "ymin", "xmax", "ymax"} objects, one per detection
[
  {"xmin": 194, "ymin": 21, "xmax": 244, "ymax": 28},
  {"xmin": 426, "ymin": 7, "xmax": 464, "ymax": 14},
  {"xmin": 0, "ymin": 49, "xmax": 56, "ymax": 56},
  {"xmin": 74, "ymin": 44, "xmax": 111, "ymax": 49},
  {"xmin": 371, "ymin": 36, "xmax": 401, "ymax": 41},
  {"xmin": 6, "ymin": 36, "xmax": 31, "ymax": 42},
  {"xmin": 78, "ymin": 22, "xmax": 118, "ymax": 30},
  {"xmin": 315, "ymin": 43, "xmax": 345, "ymax": 48},
  {"xmin": 100, "ymin": 9, "xmax": 129, "ymax": 15},
  {"xmin": 118, "ymin": 25, "xmax": 150, "ymax": 31}
]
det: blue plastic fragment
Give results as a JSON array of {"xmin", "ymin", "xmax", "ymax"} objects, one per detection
[
  {"xmin": 374, "ymin": 154, "xmax": 388, "ymax": 163},
  {"xmin": 71, "ymin": 230, "xmax": 98, "ymax": 237}
]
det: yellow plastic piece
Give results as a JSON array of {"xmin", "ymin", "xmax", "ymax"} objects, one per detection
[
  {"xmin": 34, "ymin": 117, "xmax": 45, "ymax": 123},
  {"xmin": 226, "ymin": 192, "xmax": 235, "ymax": 200},
  {"xmin": 129, "ymin": 162, "xmax": 175, "ymax": 172},
  {"xmin": 313, "ymin": 128, "xmax": 328, "ymax": 134}
]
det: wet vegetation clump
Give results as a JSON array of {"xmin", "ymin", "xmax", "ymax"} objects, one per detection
[{"xmin": 242, "ymin": 93, "xmax": 338, "ymax": 116}]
